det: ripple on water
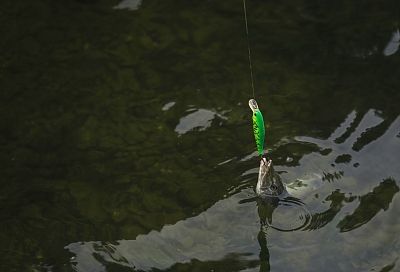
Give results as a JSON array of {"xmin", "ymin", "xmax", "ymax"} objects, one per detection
[{"xmin": 266, "ymin": 197, "xmax": 312, "ymax": 232}]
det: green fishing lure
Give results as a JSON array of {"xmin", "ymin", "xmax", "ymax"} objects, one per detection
[{"xmin": 249, "ymin": 99, "xmax": 265, "ymax": 156}]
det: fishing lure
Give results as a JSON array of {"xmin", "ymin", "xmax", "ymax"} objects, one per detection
[{"xmin": 249, "ymin": 99, "xmax": 265, "ymax": 156}]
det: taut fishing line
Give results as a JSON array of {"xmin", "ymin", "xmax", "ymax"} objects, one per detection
[
  {"xmin": 244, "ymin": 0, "xmax": 265, "ymax": 158},
  {"xmin": 242, "ymin": 0, "xmax": 256, "ymax": 99}
]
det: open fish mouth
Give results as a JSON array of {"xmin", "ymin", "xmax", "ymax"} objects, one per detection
[
  {"xmin": 257, "ymin": 157, "xmax": 272, "ymax": 192},
  {"xmin": 261, "ymin": 157, "xmax": 271, "ymax": 168},
  {"xmin": 257, "ymin": 157, "xmax": 285, "ymax": 197}
]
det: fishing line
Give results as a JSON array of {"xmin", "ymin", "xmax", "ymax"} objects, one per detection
[{"xmin": 242, "ymin": 0, "xmax": 256, "ymax": 99}]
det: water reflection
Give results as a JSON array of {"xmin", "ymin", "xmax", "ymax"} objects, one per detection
[
  {"xmin": 161, "ymin": 101, "xmax": 176, "ymax": 111},
  {"xmin": 66, "ymin": 191, "xmax": 313, "ymax": 271},
  {"xmin": 256, "ymin": 220, "xmax": 271, "ymax": 271},
  {"xmin": 114, "ymin": 0, "xmax": 142, "ymax": 11},
  {"xmin": 64, "ymin": 109, "xmax": 400, "ymax": 271},
  {"xmin": 383, "ymin": 29, "xmax": 400, "ymax": 56},
  {"xmin": 338, "ymin": 178, "xmax": 399, "ymax": 232},
  {"xmin": 290, "ymin": 110, "xmax": 399, "ymax": 190},
  {"xmin": 305, "ymin": 190, "xmax": 356, "ymax": 231},
  {"xmin": 66, "ymin": 190, "xmax": 261, "ymax": 271},
  {"xmin": 174, "ymin": 108, "xmax": 226, "ymax": 135},
  {"xmin": 256, "ymin": 196, "xmax": 310, "ymax": 271}
]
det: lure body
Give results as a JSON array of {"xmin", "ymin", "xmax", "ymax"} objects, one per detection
[{"xmin": 249, "ymin": 99, "xmax": 265, "ymax": 156}]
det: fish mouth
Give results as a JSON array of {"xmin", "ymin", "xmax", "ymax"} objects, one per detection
[
  {"xmin": 261, "ymin": 157, "xmax": 271, "ymax": 167},
  {"xmin": 260, "ymin": 157, "xmax": 272, "ymax": 174},
  {"xmin": 257, "ymin": 157, "xmax": 285, "ymax": 197},
  {"xmin": 258, "ymin": 157, "xmax": 272, "ymax": 188}
]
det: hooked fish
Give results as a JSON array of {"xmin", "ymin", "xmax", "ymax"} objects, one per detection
[
  {"xmin": 249, "ymin": 99, "xmax": 285, "ymax": 197},
  {"xmin": 257, "ymin": 157, "xmax": 285, "ymax": 197}
]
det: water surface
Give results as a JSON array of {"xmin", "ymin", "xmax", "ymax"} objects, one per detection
[{"xmin": 0, "ymin": 0, "xmax": 399, "ymax": 271}]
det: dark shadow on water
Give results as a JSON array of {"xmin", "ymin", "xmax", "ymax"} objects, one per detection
[
  {"xmin": 338, "ymin": 178, "xmax": 399, "ymax": 232},
  {"xmin": 352, "ymin": 115, "xmax": 398, "ymax": 152},
  {"xmin": 305, "ymin": 190, "xmax": 356, "ymax": 231},
  {"xmin": 152, "ymin": 253, "xmax": 259, "ymax": 272},
  {"xmin": 255, "ymin": 195, "xmax": 310, "ymax": 271},
  {"xmin": 256, "ymin": 198, "xmax": 277, "ymax": 272}
]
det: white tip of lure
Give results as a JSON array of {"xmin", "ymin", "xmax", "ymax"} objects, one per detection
[{"xmin": 248, "ymin": 99, "xmax": 258, "ymax": 113}]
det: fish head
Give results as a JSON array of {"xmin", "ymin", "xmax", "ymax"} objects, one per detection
[
  {"xmin": 259, "ymin": 157, "xmax": 272, "ymax": 175},
  {"xmin": 257, "ymin": 157, "xmax": 285, "ymax": 197},
  {"xmin": 258, "ymin": 157, "xmax": 272, "ymax": 189}
]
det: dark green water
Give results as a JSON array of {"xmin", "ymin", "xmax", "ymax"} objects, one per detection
[{"xmin": 1, "ymin": 0, "xmax": 400, "ymax": 271}]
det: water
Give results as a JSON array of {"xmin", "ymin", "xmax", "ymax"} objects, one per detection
[{"xmin": 1, "ymin": 1, "xmax": 399, "ymax": 271}]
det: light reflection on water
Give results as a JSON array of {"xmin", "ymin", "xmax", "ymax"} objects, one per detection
[
  {"xmin": 175, "ymin": 108, "xmax": 227, "ymax": 135},
  {"xmin": 66, "ymin": 190, "xmax": 314, "ymax": 271},
  {"xmin": 66, "ymin": 110, "xmax": 400, "ymax": 271},
  {"xmin": 114, "ymin": 0, "xmax": 142, "ymax": 11},
  {"xmin": 67, "ymin": 190, "xmax": 259, "ymax": 271}
]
